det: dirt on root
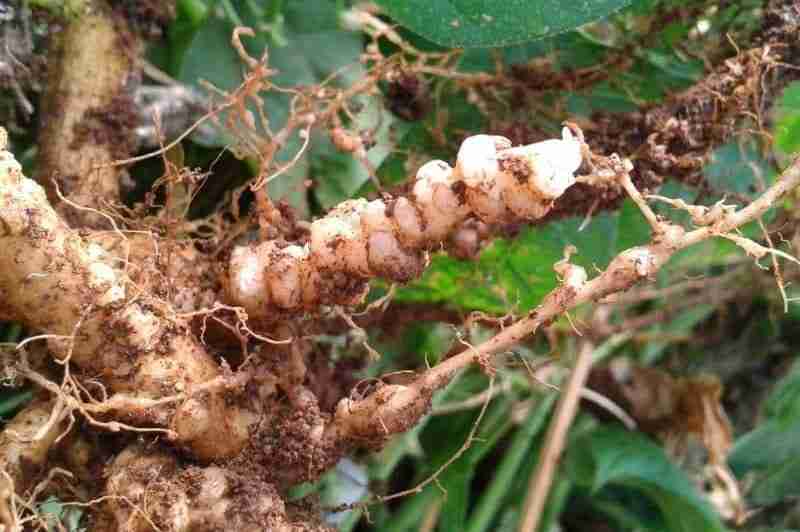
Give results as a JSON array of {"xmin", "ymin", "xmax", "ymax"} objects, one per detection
[
  {"xmin": 70, "ymin": 92, "xmax": 138, "ymax": 161},
  {"xmin": 109, "ymin": 0, "xmax": 175, "ymax": 38},
  {"xmin": 499, "ymin": 153, "xmax": 534, "ymax": 184},
  {"xmin": 229, "ymin": 397, "xmax": 342, "ymax": 487}
]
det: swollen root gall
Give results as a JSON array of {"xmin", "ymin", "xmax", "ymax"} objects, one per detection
[{"xmin": 224, "ymin": 128, "xmax": 586, "ymax": 317}]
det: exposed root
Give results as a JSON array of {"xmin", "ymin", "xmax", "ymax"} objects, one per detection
[
  {"xmin": 327, "ymin": 150, "xmax": 800, "ymax": 446},
  {"xmin": 97, "ymin": 444, "xmax": 334, "ymax": 532},
  {"xmin": 0, "ymin": 134, "xmax": 257, "ymax": 461},
  {"xmin": 35, "ymin": 0, "xmax": 143, "ymax": 228},
  {"xmin": 223, "ymin": 128, "xmax": 587, "ymax": 317},
  {"xmin": 0, "ymin": 399, "xmax": 66, "ymax": 495},
  {"xmin": 0, "ymin": 5, "xmax": 799, "ymax": 527}
]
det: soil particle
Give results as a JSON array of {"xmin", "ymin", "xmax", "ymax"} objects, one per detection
[
  {"xmin": 450, "ymin": 180, "xmax": 467, "ymax": 205},
  {"xmin": 231, "ymin": 399, "xmax": 341, "ymax": 487},
  {"xmin": 499, "ymin": 154, "xmax": 533, "ymax": 184},
  {"xmin": 70, "ymin": 92, "xmax": 138, "ymax": 161},
  {"xmin": 317, "ymin": 268, "xmax": 369, "ymax": 306}
]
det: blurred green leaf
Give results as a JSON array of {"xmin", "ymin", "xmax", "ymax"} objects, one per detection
[
  {"xmin": 359, "ymin": 90, "xmax": 486, "ymax": 210},
  {"xmin": 177, "ymin": 14, "xmax": 257, "ymax": 146},
  {"xmin": 641, "ymin": 48, "xmax": 703, "ymax": 83},
  {"xmin": 730, "ymin": 358, "xmax": 800, "ymax": 493},
  {"xmin": 380, "ymin": 487, "xmax": 439, "ymax": 532},
  {"xmin": 640, "ymin": 304, "xmax": 714, "ymax": 365},
  {"xmin": 457, "ymin": 32, "xmax": 607, "ymax": 74},
  {"xmin": 368, "ymin": 369, "xmax": 485, "ymax": 491},
  {"xmin": 37, "ymin": 497, "xmax": 85, "ymax": 532},
  {"xmin": 763, "ymin": 360, "xmax": 800, "ymax": 421},
  {"xmin": 777, "ymin": 115, "xmax": 800, "ymax": 155},
  {"xmin": 731, "ymin": 420, "xmax": 800, "ymax": 474},
  {"xmin": 170, "ymin": 0, "xmax": 210, "ymax": 72},
  {"xmin": 319, "ymin": 459, "xmax": 367, "ymax": 529},
  {"xmin": 568, "ymin": 427, "xmax": 726, "ymax": 532},
  {"xmin": 438, "ymin": 396, "xmax": 514, "ymax": 532},
  {"xmin": 730, "ymin": 357, "xmax": 800, "ymax": 491},
  {"xmin": 374, "ymin": 0, "xmax": 634, "ymax": 48},
  {"xmin": 705, "ymin": 140, "xmax": 774, "ymax": 200},
  {"xmin": 1, "ymin": 322, "xmax": 23, "ymax": 343},
  {"xmin": 0, "ymin": 388, "xmax": 34, "ymax": 419},
  {"xmin": 748, "ymin": 456, "xmax": 800, "ymax": 505},
  {"xmin": 368, "ymin": 321, "xmax": 456, "ymax": 378},
  {"xmin": 311, "ymin": 102, "xmax": 410, "ymax": 209},
  {"xmin": 380, "ymin": 372, "xmax": 505, "ymax": 531},
  {"xmin": 729, "ymin": 349, "xmax": 800, "ymax": 506},
  {"xmin": 774, "ymin": 81, "xmax": 800, "ymax": 155}
]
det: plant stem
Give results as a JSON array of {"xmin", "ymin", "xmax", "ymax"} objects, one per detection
[
  {"xmin": 465, "ymin": 393, "xmax": 557, "ymax": 532},
  {"xmin": 518, "ymin": 340, "xmax": 595, "ymax": 532}
]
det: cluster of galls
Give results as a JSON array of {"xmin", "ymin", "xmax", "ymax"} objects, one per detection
[{"xmin": 224, "ymin": 128, "xmax": 584, "ymax": 318}]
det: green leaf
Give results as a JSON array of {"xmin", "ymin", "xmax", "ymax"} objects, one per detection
[
  {"xmin": 748, "ymin": 456, "xmax": 800, "ymax": 505},
  {"xmin": 2, "ymin": 322, "xmax": 23, "ymax": 343},
  {"xmin": 166, "ymin": 0, "xmax": 210, "ymax": 74},
  {"xmin": 640, "ymin": 304, "xmax": 714, "ymax": 364},
  {"xmin": 380, "ymin": 487, "xmax": 440, "ymax": 532},
  {"xmin": 374, "ymin": 0, "xmax": 634, "ymax": 48},
  {"xmin": 730, "ymin": 358, "xmax": 800, "ymax": 481},
  {"xmin": 382, "ymin": 373, "xmax": 506, "ymax": 531},
  {"xmin": 438, "ymin": 396, "xmax": 513, "ymax": 532},
  {"xmin": 367, "ymin": 321, "xmax": 455, "ymax": 378},
  {"xmin": 704, "ymin": 140, "xmax": 774, "ymax": 200},
  {"xmin": 368, "ymin": 369, "xmax": 481, "ymax": 483},
  {"xmin": 568, "ymin": 427, "xmax": 726, "ymax": 532},
  {"xmin": 319, "ymin": 459, "xmax": 368, "ymax": 529},
  {"xmin": 536, "ymin": 476, "xmax": 573, "ymax": 532},
  {"xmin": 776, "ymin": 114, "xmax": 800, "ymax": 155},
  {"xmin": 774, "ymin": 81, "xmax": 800, "ymax": 155},
  {"xmin": 731, "ymin": 420, "xmax": 800, "ymax": 474},
  {"xmin": 728, "ymin": 376, "xmax": 800, "ymax": 506},
  {"xmin": 0, "ymin": 388, "xmax": 34, "ymax": 419},
  {"xmin": 763, "ymin": 360, "xmax": 800, "ymax": 421},
  {"xmin": 311, "ymin": 102, "xmax": 410, "ymax": 209},
  {"xmin": 37, "ymin": 497, "xmax": 85, "ymax": 532}
]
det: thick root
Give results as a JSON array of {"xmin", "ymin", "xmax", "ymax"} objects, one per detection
[
  {"xmin": 96, "ymin": 233, "xmax": 219, "ymax": 314},
  {"xmin": 0, "ymin": 398, "xmax": 65, "ymax": 492},
  {"xmin": 0, "ymin": 135, "xmax": 255, "ymax": 461},
  {"xmin": 36, "ymin": 1, "xmax": 143, "ymax": 228},
  {"xmin": 0, "ymin": 399, "xmax": 66, "ymax": 529}
]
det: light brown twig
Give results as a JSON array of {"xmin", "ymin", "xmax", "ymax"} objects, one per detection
[{"xmin": 519, "ymin": 339, "xmax": 596, "ymax": 532}]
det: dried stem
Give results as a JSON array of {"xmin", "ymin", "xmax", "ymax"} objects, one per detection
[{"xmin": 518, "ymin": 339, "xmax": 596, "ymax": 532}]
